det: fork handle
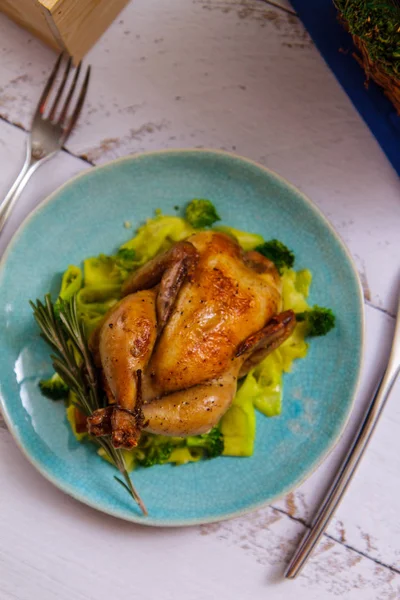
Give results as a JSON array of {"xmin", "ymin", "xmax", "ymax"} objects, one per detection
[
  {"xmin": 0, "ymin": 143, "xmax": 40, "ymax": 233},
  {"xmin": 285, "ymin": 297, "xmax": 400, "ymax": 579}
]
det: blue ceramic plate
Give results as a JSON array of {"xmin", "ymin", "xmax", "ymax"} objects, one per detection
[{"xmin": 0, "ymin": 150, "xmax": 363, "ymax": 526}]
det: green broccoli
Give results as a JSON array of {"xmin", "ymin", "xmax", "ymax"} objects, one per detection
[
  {"xmin": 186, "ymin": 427, "xmax": 224, "ymax": 458},
  {"xmin": 185, "ymin": 199, "xmax": 221, "ymax": 228},
  {"xmin": 136, "ymin": 442, "xmax": 173, "ymax": 468},
  {"xmin": 115, "ymin": 248, "xmax": 135, "ymax": 262},
  {"xmin": 296, "ymin": 305, "xmax": 336, "ymax": 337},
  {"xmin": 39, "ymin": 373, "xmax": 69, "ymax": 400},
  {"xmin": 114, "ymin": 248, "xmax": 136, "ymax": 271},
  {"xmin": 255, "ymin": 239, "xmax": 295, "ymax": 273}
]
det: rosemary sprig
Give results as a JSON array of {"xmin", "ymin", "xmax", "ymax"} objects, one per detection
[{"xmin": 30, "ymin": 294, "xmax": 148, "ymax": 516}]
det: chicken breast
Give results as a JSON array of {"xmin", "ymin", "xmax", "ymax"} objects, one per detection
[{"xmin": 147, "ymin": 231, "xmax": 281, "ymax": 395}]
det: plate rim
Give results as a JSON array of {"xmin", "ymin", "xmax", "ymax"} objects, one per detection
[{"xmin": 0, "ymin": 148, "xmax": 365, "ymax": 526}]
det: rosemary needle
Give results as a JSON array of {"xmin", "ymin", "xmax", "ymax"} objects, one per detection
[{"xmin": 30, "ymin": 294, "xmax": 148, "ymax": 516}]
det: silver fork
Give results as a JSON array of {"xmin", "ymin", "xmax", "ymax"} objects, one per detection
[{"xmin": 0, "ymin": 53, "xmax": 91, "ymax": 233}]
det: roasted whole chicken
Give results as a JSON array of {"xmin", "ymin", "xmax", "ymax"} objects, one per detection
[{"xmin": 88, "ymin": 231, "xmax": 296, "ymax": 448}]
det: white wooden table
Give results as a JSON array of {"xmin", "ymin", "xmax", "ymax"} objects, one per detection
[{"xmin": 0, "ymin": 1, "xmax": 399, "ymax": 598}]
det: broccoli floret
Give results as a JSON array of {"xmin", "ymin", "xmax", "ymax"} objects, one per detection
[
  {"xmin": 296, "ymin": 305, "xmax": 336, "ymax": 337},
  {"xmin": 115, "ymin": 248, "xmax": 136, "ymax": 270},
  {"xmin": 39, "ymin": 373, "xmax": 69, "ymax": 400},
  {"xmin": 136, "ymin": 442, "xmax": 173, "ymax": 468},
  {"xmin": 185, "ymin": 199, "xmax": 221, "ymax": 228},
  {"xmin": 186, "ymin": 427, "xmax": 224, "ymax": 458},
  {"xmin": 132, "ymin": 429, "xmax": 223, "ymax": 468},
  {"xmin": 255, "ymin": 239, "xmax": 295, "ymax": 273}
]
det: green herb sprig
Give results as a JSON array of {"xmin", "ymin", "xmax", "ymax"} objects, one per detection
[
  {"xmin": 334, "ymin": 0, "xmax": 400, "ymax": 79},
  {"xmin": 30, "ymin": 294, "xmax": 148, "ymax": 516}
]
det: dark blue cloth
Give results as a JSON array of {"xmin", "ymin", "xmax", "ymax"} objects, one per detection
[{"xmin": 290, "ymin": 0, "xmax": 400, "ymax": 176}]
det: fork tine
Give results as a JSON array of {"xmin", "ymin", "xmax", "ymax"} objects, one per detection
[
  {"xmin": 62, "ymin": 65, "xmax": 91, "ymax": 143},
  {"xmin": 48, "ymin": 56, "xmax": 72, "ymax": 122},
  {"xmin": 35, "ymin": 53, "xmax": 64, "ymax": 116},
  {"xmin": 58, "ymin": 61, "xmax": 82, "ymax": 125}
]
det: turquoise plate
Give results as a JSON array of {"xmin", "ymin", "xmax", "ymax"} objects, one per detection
[{"xmin": 0, "ymin": 150, "xmax": 363, "ymax": 526}]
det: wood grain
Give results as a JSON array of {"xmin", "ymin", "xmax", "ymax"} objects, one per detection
[
  {"xmin": 0, "ymin": 0, "xmax": 58, "ymax": 50},
  {"xmin": 46, "ymin": 0, "xmax": 131, "ymax": 62},
  {"xmin": 0, "ymin": 0, "xmax": 130, "ymax": 62}
]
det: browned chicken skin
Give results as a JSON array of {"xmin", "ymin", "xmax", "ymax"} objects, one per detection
[{"xmin": 88, "ymin": 231, "xmax": 296, "ymax": 448}]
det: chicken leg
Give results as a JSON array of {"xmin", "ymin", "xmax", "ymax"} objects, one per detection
[
  {"xmin": 88, "ymin": 290, "xmax": 157, "ymax": 448},
  {"xmin": 88, "ymin": 242, "xmax": 199, "ymax": 447}
]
